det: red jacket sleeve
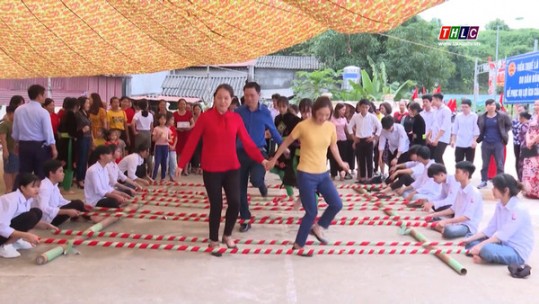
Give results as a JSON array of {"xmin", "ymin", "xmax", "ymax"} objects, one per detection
[
  {"xmin": 177, "ymin": 113, "xmax": 205, "ymax": 169},
  {"xmin": 236, "ymin": 115, "xmax": 265, "ymax": 163}
]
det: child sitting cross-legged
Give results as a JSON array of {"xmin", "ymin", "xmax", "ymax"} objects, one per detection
[{"xmin": 106, "ymin": 144, "xmax": 142, "ymax": 196}]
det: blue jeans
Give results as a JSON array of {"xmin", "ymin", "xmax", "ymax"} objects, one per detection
[
  {"xmin": 76, "ymin": 137, "xmax": 91, "ymax": 182},
  {"xmin": 442, "ymin": 224, "xmax": 470, "ymax": 239},
  {"xmin": 481, "ymin": 141, "xmax": 504, "ymax": 182},
  {"xmin": 152, "ymin": 145, "xmax": 169, "ymax": 179},
  {"xmin": 168, "ymin": 151, "xmax": 177, "ymax": 178},
  {"xmin": 238, "ymin": 148, "xmax": 267, "ymax": 220},
  {"xmin": 296, "ymin": 171, "xmax": 342, "ymax": 247},
  {"xmin": 466, "ymin": 237, "xmax": 525, "ymax": 265}
]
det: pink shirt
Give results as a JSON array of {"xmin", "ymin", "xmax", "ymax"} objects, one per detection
[
  {"xmin": 152, "ymin": 126, "xmax": 171, "ymax": 146},
  {"xmin": 331, "ymin": 117, "xmax": 347, "ymax": 141}
]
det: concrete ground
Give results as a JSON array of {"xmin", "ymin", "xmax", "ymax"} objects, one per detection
[{"xmin": 0, "ymin": 143, "xmax": 537, "ymax": 304}]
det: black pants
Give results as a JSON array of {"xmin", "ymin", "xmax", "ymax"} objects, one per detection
[
  {"xmin": 386, "ymin": 150, "xmax": 410, "ymax": 167},
  {"xmin": 96, "ymin": 197, "xmax": 120, "ymax": 208},
  {"xmin": 390, "ymin": 174, "xmax": 414, "ymax": 190},
  {"xmin": 329, "ymin": 140, "xmax": 348, "ymax": 177},
  {"xmin": 429, "ymin": 142, "xmax": 448, "ymax": 164},
  {"xmin": 203, "ymin": 170, "xmax": 240, "ymax": 242},
  {"xmin": 346, "ymin": 140, "xmax": 355, "ymax": 171},
  {"xmin": 455, "ymin": 147, "xmax": 476, "ymax": 163},
  {"xmin": 19, "ymin": 141, "xmax": 51, "ymax": 179},
  {"xmin": 51, "ymin": 200, "xmax": 86, "ymax": 226},
  {"xmin": 356, "ymin": 139, "xmax": 374, "ymax": 179},
  {"xmin": 514, "ymin": 144, "xmax": 521, "ymax": 180},
  {"xmin": 0, "ymin": 208, "xmax": 42, "ymax": 245}
]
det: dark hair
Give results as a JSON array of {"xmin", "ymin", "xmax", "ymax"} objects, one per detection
[
  {"xmin": 485, "ymin": 99, "xmax": 495, "ymax": 106},
  {"xmin": 312, "ymin": 96, "xmax": 333, "ymax": 118},
  {"xmin": 27, "ymin": 84, "xmax": 45, "ymax": 100},
  {"xmin": 9, "ymin": 95, "xmax": 25, "ymax": 107},
  {"xmin": 368, "ymin": 101, "xmax": 376, "ymax": 113},
  {"xmin": 421, "ymin": 94, "xmax": 432, "ymax": 102},
  {"xmin": 333, "ymin": 103, "xmax": 345, "ymax": 118},
  {"xmin": 107, "ymin": 144, "xmax": 119, "ymax": 154},
  {"xmin": 177, "ymin": 98, "xmax": 187, "ymax": 106},
  {"xmin": 213, "ymin": 84, "xmax": 234, "ymax": 98},
  {"xmin": 271, "ymin": 93, "xmax": 281, "ymax": 100},
  {"xmin": 192, "ymin": 103, "xmax": 203, "ymax": 113},
  {"xmin": 455, "ymin": 161, "xmax": 475, "ymax": 177},
  {"xmin": 289, "ymin": 104, "xmax": 299, "ymax": 114},
  {"xmin": 94, "ymin": 145, "xmax": 112, "ymax": 158},
  {"xmin": 44, "ymin": 159, "xmax": 63, "ymax": 178},
  {"xmin": 78, "ymin": 97, "xmax": 89, "ymax": 115},
  {"xmin": 64, "ymin": 97, "xmax": 78, "ymax": 112},
  {"xmin": 230, "ymin": 96, "xmax": 240, "ymax": 107},
  {"xmin": 17, "ymin": 173, "xmax": 40, "ymax": 190},
  {"xmin": 427, "ymin": 163, "xmax": 447, "ymax": 178},
  {"xmin": 461, "ymin": 98, "xmax": 472, "ymax": 107},
  {"xmin": 137, "ymin": 143, "xmax": 150, "ymax": 153},
  {"xmin": 409, "ymin": 102, "xmax": 422, "ymax": 113},
  {"xmin": 492, "ymin": 173, "xmax": 523, "ymax": 197},
  {"xmin": 276, "ymin": 96, "xmax": 289, "ymax": 108},
  {"xmin": 432, "ymin": 93, "xmax": 444, "ymax": 101},
  {"xmin": 243, "ymin": 82, "xmax": 261, "ymax": 94},
  {"xmin": 520, "ymin": 112, "xmax": 532, "ymax": 120},
  {"xmin": 155, "ymin": 113, "xmax": 167, "ymax": 124},
  {"xmin": 358, "ymin": 99, "xmax": 370, "ymax": 107},
  {"xmin": 381, "ymin": 115, "xmax": 394, "ymax": 129},
  {"xmin": 138, "ymin": 100, "xmax": 149, "ymax": 117},
  {"xmin": 298, "ymin": 98, "xmax": 313, "ymax": 113},
  {"xmin": 408, "ymin": 144, "xmax": 422, "ymax": 156},
  {"xmin": 110, "ymin": 96, "xmax": 120, "ymax": 105},
  {"xmin": 380, "ymin": 102, "xmax": 392, "ymax": 115},
  {"xmin": 6, "ymin": 105, "xmax": 16, "ymax": 114},
  {"xmin": 416, "ymin": 146, "xmax": 431, "ymax": 160},
  {"xmin": 89, "ymin": 93, "xmax": 104, "ymax": 115},
  {"xmin": 43, "ymin": 98, "xmax": 54, "ymax": 107}
]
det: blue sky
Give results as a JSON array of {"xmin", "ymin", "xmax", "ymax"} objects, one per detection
[{"xmin": 419, "ymin": 0, "xmax": 539, "ymax": 29}]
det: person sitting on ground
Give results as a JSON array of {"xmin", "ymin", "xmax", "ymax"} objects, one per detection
[
  {"xmin": 0, "ymin": 173, "xmax": 56, "ymax": 258},
  {"xmin": 427, "ymin": 161, "xmax": 483, "ymax": 240},
  {"xmin": 414, "ymin": 163, "xmax": 459, "ymax": 212},
  {"xmin": 118, "ymin": 144, "xmax": 151, "ymax": 186},
  {"xmin": 106, "ymin": 145, "xmax": 141, "ymax": 196},
  {"xmin": 84, "ymin": 145, "xmax": 131, "ymax": 208},
  {"xmin": 400, "ymin": 146, "xmax": 440, "ymax": 201},
  {"xmin": 382, "ymin": 145, "xmax": 422, "ymax": 193},
  {"xmin": 34, "ymin": 160, "xmax": 91, "ymax": 226},
  {"xmin": 378, "ymin": 115, "xmax": 410, "ymax": 176},
  {"xmin": 463, "ymin": 173, "xmax": 534, "ymax": 265}
]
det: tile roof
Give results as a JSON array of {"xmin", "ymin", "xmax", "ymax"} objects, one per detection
[
  {"xmin": 161, "ymin": 75, "xmax": 247, "ymax": 103},
  {"xmin": 255, "ymin": 56, "xmax": 321, "ymax": 70}
]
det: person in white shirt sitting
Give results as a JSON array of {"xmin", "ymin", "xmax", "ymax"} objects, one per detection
[
  {"xmin": 0, "ymin": 174, "xmax": 56, "ymax": 258},
  {"xmin": 400, "ymin": 146, "xmax": 441, "ymax": 201},
  {"xmin": 35, "ymin": 160, "xmax": 91, "ymax": 227},
  {"xmin": 383, "ymin": 145, "xmax": 423, "ymax": 193},
  {"xmin": 463, "ymin": 173, "xmax": 534, "ymax": 266},
  {"xmin": 417, "ymin": 163, "xmax": 460, "ymax": 212},
  {"xmin": 106, "ymin": 144, "xmax": 142, "ymax": 196},
  {"xmin": 118, "ymin": 144, "xmax": 151, "ymax": 186},
  {"xmin": 84, "ymin": 145, "xmax": 131, "ymax": 208},
  {"xmin": 378, "ymin": 116, "xmax": 410, "ymax": 176},
  {"xmin": 428, "ymin": 161, "xmax": 483, "ymax": 239}
]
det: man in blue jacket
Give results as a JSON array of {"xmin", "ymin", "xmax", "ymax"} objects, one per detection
[{"xmin": 236, "ymin": 82, "xmax": 283, "ymax": 232}]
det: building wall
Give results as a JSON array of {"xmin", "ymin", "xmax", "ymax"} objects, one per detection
[{"xmin": 254, "ymin": 69, "xmax": 296, "ymax": 90}]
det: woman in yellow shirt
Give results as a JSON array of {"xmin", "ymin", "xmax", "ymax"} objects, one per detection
[
  {"xmin": 89, "ymin": 93, "xmax": 108, "ymax": 147},
  {"xmin": 268, "ymin": 96, "xmax": 349, "ymax": 251},
  {"xmin": 107, "ymin": 97, "xmax": 130, "ymax": 146}
]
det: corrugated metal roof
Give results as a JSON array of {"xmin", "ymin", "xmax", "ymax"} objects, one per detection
[
  {"xmin": 255, "ymin": 56, "xmax": 321, "ymax": 70},
  {"xmin": 161, "ymin": 75, "xmax": 247, "ymax": 103}
]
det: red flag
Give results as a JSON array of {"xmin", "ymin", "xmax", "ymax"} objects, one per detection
[
  {"xmin": 434, "ymin": 85, "xmax": 442, "ymax": 93},
  {"xmin": 499, "ymin": 93, "xmax": 506, "ymax": 112},
  {"xmin": 411, "ymin": 87, "xmax": 418, "ymax": 100},
  {"xmin": 449, "ymin": 99, "xmax": 457, "ymax": 113}
]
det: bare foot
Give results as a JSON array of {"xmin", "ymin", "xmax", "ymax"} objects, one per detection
[
  {"xmin": 472, "ymin": 255, "xmax": 485, "ymax": 264},
  {"xmin": 222, "ymin": 236, "xmax": 237, "ymax": 248},
  {"xmin": 90, "ymin": 216, "xmax": 104, "ymax": 223}
]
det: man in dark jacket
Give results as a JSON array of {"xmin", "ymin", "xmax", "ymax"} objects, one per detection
[{"xmin": 476, "ymin": 99, "xmax": 512, "ymax": 188}]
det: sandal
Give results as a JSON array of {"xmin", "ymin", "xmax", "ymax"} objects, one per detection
[
  {"xmin": 222, "ymin": 236, "xmax": 237, "ymax": 249},
  {"xmin": 310, "ymin": 226, "xmax": 328, "ymax": 245}
]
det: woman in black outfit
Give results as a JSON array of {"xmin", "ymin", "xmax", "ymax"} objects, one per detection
[
  {"xmin": 407, "ymin": 102, "xmax": 426, "ymax": 146},
  {"xmin": 75, "ymin": 97, "xmax": 93, "ymax": 189},
  {"xmin": 57, "ymin": 98, "xmax": 80, "ymax": 167}
]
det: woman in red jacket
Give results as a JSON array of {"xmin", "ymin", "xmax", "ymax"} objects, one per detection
[{"xmin": 177, "ymin": 84, "xmax": 268, "ymax": 250}]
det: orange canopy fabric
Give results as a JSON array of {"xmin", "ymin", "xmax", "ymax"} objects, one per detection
[{"xmin": 0, "ymin": 0, "xmax": 443, "ymax": 79}]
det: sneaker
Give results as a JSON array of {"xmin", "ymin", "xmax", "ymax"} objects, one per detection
[
  {"xmin": 239, "ymin": 223, "xmax": 251, "ymax": 233},
  {"xmin": 259, "ymin": 185, "xmax": 268, "ymax": 197},
  {"xmin": 0, "ymin": 244, "xmax": 21, "ymax": 258},
  {"xmin": 478, "ymin": 181, "xmax": 488, "ymax": 189},
  {"xmin": 13, "ymin": 239, "xmax": 33, "ymax": 250}
]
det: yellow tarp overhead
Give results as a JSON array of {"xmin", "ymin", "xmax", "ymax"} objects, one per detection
[{"xmin": 0, "ymin": 0, "xmax": 443, "ymax": 79}]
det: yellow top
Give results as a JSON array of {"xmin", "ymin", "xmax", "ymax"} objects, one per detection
[
  {"xmin": 89, "ymin": 108, "xmax": 107, "ymax": 138},
  {"xmin": 107, "ymin": 109, "xmax": 127, "ymax": 130},
  {"xmin": 290, "ymin": 119, "xmax": 337, "ymax": 174}
]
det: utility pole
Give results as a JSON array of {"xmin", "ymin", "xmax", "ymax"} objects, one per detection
[{"xmin": 473, "ymin": 58, "xmax": 479, "ymax": 112}]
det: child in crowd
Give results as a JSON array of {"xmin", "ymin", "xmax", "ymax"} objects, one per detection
[
  {"xmin": 152, "ymin": 114, "xmax": 171, "ymax": 180},
  {"xmin": 167, "ymin": 114, "xmax": 178, "ymax": 181},
  {"xmin": 0, "ymin": 174, "xmax": 55, "ymax": 258},
  {"xmin": 106, "ymin": 145, "xmax": 141, "ymax": 196},
  {"xmin": 35, "ymin": 160, "xmax": 90, "ymax": 226},
  {"xmin": 428, "ymin": 161, "xmax": 483, "ymax": 239},
  {"xmin": 84, "ymin": 145, "xmax": 131, "ymax": 208},
  {"xmin": 463, "ymin": 174, "xmax": 534, "ymax": 266},
  {"xmin": 106, "ymin": 129, "xmax": 126, "ymax": 163}
]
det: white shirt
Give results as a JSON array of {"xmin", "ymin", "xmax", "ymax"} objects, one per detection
[
  {"xmin": 84, "ymin": 162, "xmax": 115, "ymax": 206},
  {"xmin": 378, "ymin": 124, "xmax": 409, "ymax": 153},
  {"xmin": 0, "ymin": 190, "xmax": 33, "ymax": 238},
  {"xmin": 106, "ymin": 162, "xmax": 128, "ymax": 187},
  {"xmin": 34, "ymin": 178, "xmax": 70, "ymax": 223},
  {"xmin": 450, "ymin": 183, "xmax": 483, "ymax": 234},
  {"xmin": 411, "ymin": 160, "xmax": 435, "ymax": 190},
  {"xmin": 452, "ymin": 112, "xmax": 480, "ymax": 148},
  {"xmin": 420, "ymin": 108, "xmax": 436, "ymax": 136},
  {"xmin": 431, "ymin": 175, "xmax": 459, "ymax": 209},
  {"xmin": 118, "ymin": 153, "xmax": 144, "ymax": 180},
  {"xmin": 347, "ymin": 112, "xmax": 381, "ymax": 138},
  {"xmin": 133, "ymin": 111, "xmax": 154, "ymax": 131},
  {"xmin": 405, "ymin": 161, "xmax": 424, "ymax": 180},
  {"xmin": 482, "ymin": 197, "xmax": 534, "ymax": 262},
  {"xmin": 428, "ymin": 104, "xmax": 452, "ymax": 144}
]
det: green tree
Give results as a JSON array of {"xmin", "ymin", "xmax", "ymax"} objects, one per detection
[
  {"xmin": 485, "ymin": 19, "xmax": 510, "ymax": 31},
  {"xmin": 292, "ymin": 68, "xmax": 342, "ymax": 100}
]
